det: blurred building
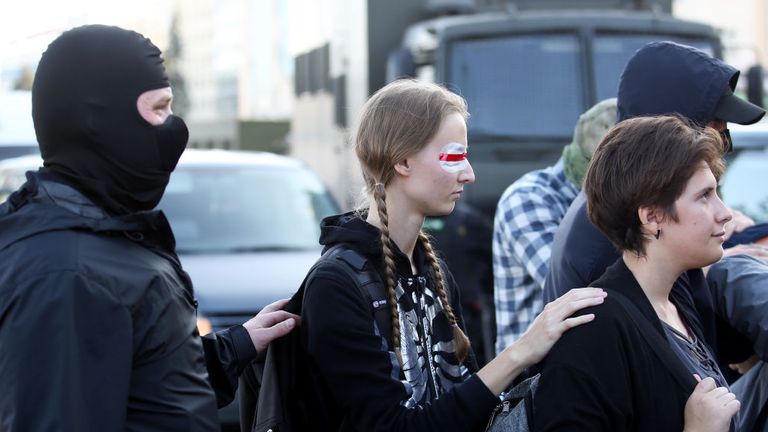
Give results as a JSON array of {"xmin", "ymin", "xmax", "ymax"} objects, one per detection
[
  {"xmin": 174, "ymin": 0, "xmax": 294, "ymax": 151},
  {"xmin": 676, "ymin": 0, "xmax": 768, "ymax": 76}
]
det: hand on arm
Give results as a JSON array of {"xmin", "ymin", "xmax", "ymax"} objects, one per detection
[
  {"xmin": 477, "ymin": 287, "xmax": 606, "ymax": 395},
  {"xmin": 728, "ymin": 353, "xmax": 759, "ymax": 375}
]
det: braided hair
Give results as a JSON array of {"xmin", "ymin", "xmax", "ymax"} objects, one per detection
[{"xmin": 354, "ymin": 79, "xmax": 471, "ymax": 364}]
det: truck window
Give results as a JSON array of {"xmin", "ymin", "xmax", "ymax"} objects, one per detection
[
  {"xmin": 448, "ymin": 34, "xmax": 583, "ymax": 138},
  {"xmin": 593, "ymin": 35, "xmax": 714, "ymax": 101}
]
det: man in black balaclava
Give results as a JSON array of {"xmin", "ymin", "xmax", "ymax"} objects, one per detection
[
  {"xmin": 32, "ymin": 23, "xmax": 188, "ymax": 215},
  {"xmin": 0, "ymin": 25, "xmax": 297, "ymax": 431}
]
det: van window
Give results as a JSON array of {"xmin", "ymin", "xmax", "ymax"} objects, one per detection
[
  {"xmin": 593, "ymin": 34, "xmax": 714, "ymax": 101},
  {"xmin": 448, "ymin": 34, "xmax": 583, "ymax": 138}
]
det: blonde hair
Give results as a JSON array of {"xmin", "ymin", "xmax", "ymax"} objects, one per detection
[{"xmin": 354, "ymin": 79, "xmax": 470, "ymax": 364}]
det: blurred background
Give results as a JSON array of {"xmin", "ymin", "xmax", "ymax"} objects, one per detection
[
  {"xmin": 3, "ymin": 1, "xmax": 768, "ymax": 429},
  {"xmin": 3, "ymin": 0, "xmax": 768, "ymax": 210}
]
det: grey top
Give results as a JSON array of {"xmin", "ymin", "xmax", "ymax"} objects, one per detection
[{"xmin": 662, "ymin": 322, "xmax": 728, "ymax": 388}]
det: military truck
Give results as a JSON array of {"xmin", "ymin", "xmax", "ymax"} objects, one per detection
[{"xmin": 291, "ymin": 0, "xmax": 721, "ymax": 215}]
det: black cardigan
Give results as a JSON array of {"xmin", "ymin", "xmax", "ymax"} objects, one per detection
[{"xmin": 534, "ymin": 258, "xmax": 704, "ymax": 432}]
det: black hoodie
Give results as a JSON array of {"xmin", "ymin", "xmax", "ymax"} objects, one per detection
[{"xmin": 299, "ymin": 212, "xmax": 499, "ymax": 431}]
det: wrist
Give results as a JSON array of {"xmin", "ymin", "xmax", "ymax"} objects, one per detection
[
  {"xmin": 503, "ymin": 342, "xmax": 530, "ymax": 377},
  {"xmin": 510, "ymin": 335, "xmax": 539, "ymax": 368}
]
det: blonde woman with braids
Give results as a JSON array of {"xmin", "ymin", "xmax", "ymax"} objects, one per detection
[{"xmin": 299, "ymin": 79, "xmax": 607, "ymax": 431}]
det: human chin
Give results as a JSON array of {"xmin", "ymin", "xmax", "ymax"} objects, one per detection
[
  {"xmin": 425, "ymin": 201, "xmax": 456, "ymax": 217},
  {"xmin": 695, "ymin": 243, "xmax": 724, "ymax": 268}
]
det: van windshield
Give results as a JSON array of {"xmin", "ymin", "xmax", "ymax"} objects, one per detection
[
  {"xmin": 448, "ymin": 33, "xmax": 714, "ymax": 139},
  {"xmin": 449, "ymin": 33, "xmax": 583, "ymax": 139}
]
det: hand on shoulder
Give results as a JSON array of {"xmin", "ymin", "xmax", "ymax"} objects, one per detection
[
  {"xmin": 513, "ymin": 287, "xmax": 607, "ymax": 366},
  {"xmin": 242, "ymin": 298, "xmax": 300, "ymax": 354}
]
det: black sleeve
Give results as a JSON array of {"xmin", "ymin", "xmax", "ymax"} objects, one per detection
[
  {"xmin": 707, "ymin": 254, "xmax": 768, "ymax": 360},
  {"xmin": 0, "ymin": 271, "xmax": 133, "ymax": 431},
  {"xmin": 545, "ymin": 194, "xmax": 619, "ymax": 302},
  {"xmin": 302, "ymin": 268, "xmax": 498, "ymax": 432},
  {"xmin": 202, "ymin": 324, "xmax": 258, "ymax": 408}
]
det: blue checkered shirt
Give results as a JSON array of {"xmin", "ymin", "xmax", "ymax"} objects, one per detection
[{"xmin": 493, "ymin": 158, "xmax": 579, "ymax": 354}]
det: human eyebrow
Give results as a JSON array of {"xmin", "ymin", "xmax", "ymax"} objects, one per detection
[
  {"xmin": 697, "ymin": 186, "xmax": 715, "ymax": 198},
  {"xmin": 153, "ymin": 95, "xmax": 173, "ymax": 107}
]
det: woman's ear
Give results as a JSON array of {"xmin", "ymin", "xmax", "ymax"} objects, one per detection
[
  {"xmin": 638, "ymin": 205, "xmax": 662, "ymax": 236},
  {"xmin": 394, "ymin": 158, "xmax": 411, "ymax": 177}
]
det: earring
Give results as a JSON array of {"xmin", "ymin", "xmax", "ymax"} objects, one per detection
[{"xmin": 655, "ymin": 229, "xmax": 661, "ymax": 240}]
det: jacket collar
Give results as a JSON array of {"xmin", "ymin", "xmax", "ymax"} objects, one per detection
[
  {"xmin": 592, "ymin": 257, "xmax": 702, "ymax": 339},
  {"xmin": 0, "ymin": 170, "xmax": 176, "ymax": 254},
  {"xmin": 590, "ymin": 257, "xmax": 705, "ymax": 340},
  {"xmin": 593, "ymin": 258, "xmax": 666, "ymax": 334}
]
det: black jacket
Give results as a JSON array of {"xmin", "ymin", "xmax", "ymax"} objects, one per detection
[
  {"xmin": 708, "ymin": 254, "xmax": 768, "ymax": 361},
  {"xmin": 535, "ymin": 259, "xmax": 706, "ymax": 432},
  {"xmin": 0, "ymin": 172, "xmax": 255, "ymax": 431},
  {"xmin": 544, "ymin": 192, "xmax": 751, "ymax": 381},
  {"xmin": 297, "ymin": 212, "xmax": 499, "ymax": 431}
]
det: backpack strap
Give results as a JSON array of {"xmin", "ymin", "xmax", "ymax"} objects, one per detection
[
  {"xmin": 326, "ymin": 246, "xmax": 392, "ymax": 350},
  {"xmin": 608, "ymin": 289, "xmax": 697, "ymax": 393}
]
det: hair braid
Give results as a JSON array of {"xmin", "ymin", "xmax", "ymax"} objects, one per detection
[
  {"xmin": 373, "ymin": 184, "xmax": 404, "ymax": 366},
  {"xmin": 418, "ymin": 231, "xmax": 470, "ymax": 362}
]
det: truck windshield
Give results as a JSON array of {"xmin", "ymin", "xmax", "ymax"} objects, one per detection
[
  {"xmin": 593, "ymin": 34, "xmax": 714, "ymax": 101},
  {"xmin": 449, "ymin": 34, "xmax": 583, "ymax": 138},
  {"xmin": 448, "ymin": 33, "xmax": 714, "ymax": 139}
]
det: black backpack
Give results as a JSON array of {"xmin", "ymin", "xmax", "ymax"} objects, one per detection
[{"xmin": 238, "ymin": 244, "xmax": 389, "ymax": 432}]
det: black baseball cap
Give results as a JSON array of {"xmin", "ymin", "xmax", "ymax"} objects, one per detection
[{"xmin": 713, "ymin": 75, "xmax": 765, "ymax": 125}]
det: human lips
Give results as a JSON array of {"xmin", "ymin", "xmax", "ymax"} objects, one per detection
[{"xmin": 712, "ymin": 230, "xmax": 726, "ymax": 241}]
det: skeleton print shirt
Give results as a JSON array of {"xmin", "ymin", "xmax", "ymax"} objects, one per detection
[{"xmin": 396, "ymin": 274, "xmax": 472, "ymax": 408}]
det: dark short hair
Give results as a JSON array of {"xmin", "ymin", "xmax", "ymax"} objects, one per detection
[{"xmin": 584, "ymin": 115, "xmax": 726, "ymax": 255}]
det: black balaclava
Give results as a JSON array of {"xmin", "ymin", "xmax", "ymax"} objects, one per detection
[{"xmin": 32, "ymin": 25, "xmax": 188, "ymax": 215}]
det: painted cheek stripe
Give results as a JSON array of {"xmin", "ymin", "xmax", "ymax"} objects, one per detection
[{"xmin": 439, "ymin": 152, "xmax": 467, "ymax": 162}]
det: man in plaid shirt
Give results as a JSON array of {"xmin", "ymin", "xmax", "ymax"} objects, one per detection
[{"xmin": 492, "ymin": 99, "xmax": 617, "ymax": 353}]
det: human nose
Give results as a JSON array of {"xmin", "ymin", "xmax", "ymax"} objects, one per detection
[
  {"xmin": 715, "ymin": 194, "xmax": 733, "ymax": 225},
  {"xmin": 459, "ymin": 160, "xmax": 475, "ymax": 184}
]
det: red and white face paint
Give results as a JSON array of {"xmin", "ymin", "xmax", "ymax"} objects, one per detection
[{"xmin": 439, "ymin": 142, "xmax": 468, "ymax": 173}]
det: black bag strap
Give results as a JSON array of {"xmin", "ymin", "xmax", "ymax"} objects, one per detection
[
  {"xmin": 607, "ymin": 289, "xmax": 697, "ymax": 393},
  {"xmin": 326, "ymin": 246, "xmax": 392, "ymax": 349},
  {"xmin": 249, "ymin": 245, "xmax": 389, "ymax": 432}
]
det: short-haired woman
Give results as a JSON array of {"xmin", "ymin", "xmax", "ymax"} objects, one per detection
[{"xmin": 534, "ymin": 115, "xmax": 740, "ymax": 432}]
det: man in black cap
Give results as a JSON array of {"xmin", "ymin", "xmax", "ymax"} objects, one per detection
[
  {"xmin": 545, "ymin": 41, "xmax": 765, "ymax": 305},
  {"xmin": 0, "ymin": 25, "xmax": 297, "ymax": 430}
]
